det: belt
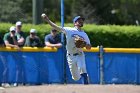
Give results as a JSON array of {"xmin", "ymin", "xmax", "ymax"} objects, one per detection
[{"xmin": 68, "ymin": 52, "xmax": 82, "ymax": 56}]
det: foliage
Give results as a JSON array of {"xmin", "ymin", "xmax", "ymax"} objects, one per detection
[
  {"xmin": 72, "ymin": 0, "xmax": 140, "ymax": 25},
  {"xmin": 83, "ymin": 24, "xmax": 140, "ymax": 47},
  {"xmin": 1, "ymin": 23, "xmax": 140, "ymax": 48},
  {"xmin": 43, "ymin": 0, "xmax": 61, "ymax": 22},
  {"xmin": 0, "ymin": 0, "xmax": 140, "ymax": 25},
  {"xmin": 0, "ymin": 0, "xmax": 32, "ymax": 23}
]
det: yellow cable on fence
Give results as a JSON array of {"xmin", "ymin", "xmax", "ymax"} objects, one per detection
[
  {"xmin": 104, "ymin": 48, "xmax": 140, "ymax": 53},
  {"xmin": 0, "ymin": 47, "xmax": 57, "ymax": 52},
  {"xmin": 1, "ymin": 47, "xmax": 140, "ymax": 53}
]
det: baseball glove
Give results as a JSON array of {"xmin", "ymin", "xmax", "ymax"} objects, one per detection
[{"xmin": 74, "ymin": 35, "xmax": 86, "ymax": 48}]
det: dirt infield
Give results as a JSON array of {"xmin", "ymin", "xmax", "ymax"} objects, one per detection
[{"xmin": 0, "ymin": 84, "xmax": 140, "ymax": 93}]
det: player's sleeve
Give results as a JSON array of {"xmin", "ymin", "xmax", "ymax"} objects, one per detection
[
  {"xmin": 61, "ymin": 27, "xmax": 71, "ymax": 35},
  {"xmin": 84, "ymin": 33, "xmax": 91, "ymax": 45}
]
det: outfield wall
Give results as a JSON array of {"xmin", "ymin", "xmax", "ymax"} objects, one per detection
[{"xmin": 0, "ymin": 47, "xmax": 140, "ymax": 84}]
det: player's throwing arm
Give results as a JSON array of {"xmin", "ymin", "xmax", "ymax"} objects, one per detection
[{"xmin": 41, "ymin": 13, "xmax": 66, "ymax": 34}]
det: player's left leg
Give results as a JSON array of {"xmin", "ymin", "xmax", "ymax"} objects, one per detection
[{"xmin": 80, "ymin": 73, "xmax": 89, "ymax": 84}]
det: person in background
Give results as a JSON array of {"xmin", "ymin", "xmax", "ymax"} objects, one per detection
[
  {"xmin": 3, "ymin": 26, "xmax": 25, "ymax": 87},
  {"xmin": 24, "ymin": 29, "xmax": 42, "ymax": 47},
  {"xmin": 45, "ymin": 29, "xmax": 62, "ymax": 48},
  {"xmin": 15, "ymin": 21, "xmax": 25, "ymax": 47},
  {"xmin": 3, "ymin": 26, "xmax": 20, "ymax": 49}
]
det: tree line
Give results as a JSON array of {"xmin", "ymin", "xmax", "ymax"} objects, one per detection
[{"xmin": 0, "ymin": 0, "xmax": 140, "ymax": 25}]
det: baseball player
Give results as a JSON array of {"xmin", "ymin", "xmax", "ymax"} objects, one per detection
[{"xmin": 41, "ymin": 14, "xmax": 91, "ymax": 84}]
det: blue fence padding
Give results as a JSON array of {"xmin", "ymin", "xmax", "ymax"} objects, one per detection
[
  {"xmin": 65, "ymin": 52, "xmax": 100, "ymax": 84},
  {"xmin": 86, "ymin": 52, "xmax": 100, "ymax": 84},
  {"xmin": 3, "ymin": 52, "xmax": 25, "ymax": 83},
  {"xmin": 0, "ymin": 49, "xmax": 64, "ymax": 84},
  {"xmin": 0, "ymin": 52, "xmax": 9, "ymax": 83},
  {"xmin": 39, "ymin": 49, "xmax": 64, "ymax": 84},
  {"xmin": 0, "ymin": 61, "xmax": 2, "ymax": 83},
  {"xmin": 138, "ymin": 55, "xmax": 140, "ymax": 84},
  {"xmin": 23, "ymin": 52, "xmax": 40, "ymax": 84},
  {"xmin": 134, "ymin": 54, "xmax": 140, "ymax": 84},
  {"xmin": 0, "ymin": 48, "xmax": 140, "ymax": 84},
  {"xmin": 7, "ymin": 53, "xmax": 16, "ymax": 83},
  {"xmin": 104, "ymin": 53, "xmax": 140, "ymax": 84},
  {"xmin": 0, "ymin": 52, "xmax": 4, "ymax": 83},
  {"xmin": 23, "ymin": 48, "xmax": 64, "ymax": 84}
]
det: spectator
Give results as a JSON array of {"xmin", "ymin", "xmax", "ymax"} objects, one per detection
[
  {"xmin": 15, "ymin": 21, "xmax": 25, "ymax": 47},
  {"xmin": 3, "ymin": 26, "xmax": 25, "ymax": 87},
  {"xmin": 3, "ymin": 26, "xmax": 20, "ymax": 49},
  {"xmin": 45, "ymin": 29, "xmax": 62, "ymax": 48},
  {"xmin": 15, "ymin": 22, "xmax": 26, "ymax": 86},
  {"xmin": 24, "ymin": 29, "xmax": 42, "ymax": 47}
]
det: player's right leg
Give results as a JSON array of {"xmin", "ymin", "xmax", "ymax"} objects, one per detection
[
  {"xmin": 67, "ymin": 54, "xmax": 81, "ymax": 81},
  {"xmin": 68, "ymin": 61, "xmax": 81, "ymax": 81}
]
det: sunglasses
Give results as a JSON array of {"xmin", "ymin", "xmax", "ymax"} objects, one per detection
[
  {"xmin": 30, "ymin": 33, "xmax": 36, "ymax": 35},
  {"xmin": 11, "ymin": 31, "xmax": 15, "ymax": 33},
  {"xmin": 52, "ymin": 30, "xmax": 57, "ymax": 32}
]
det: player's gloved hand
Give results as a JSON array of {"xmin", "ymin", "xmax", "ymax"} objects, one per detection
[{"xmin": 74, "ymin": 35, "xmax": 86, "ymax": 48}]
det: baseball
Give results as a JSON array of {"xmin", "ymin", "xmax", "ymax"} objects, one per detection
[{"xmin": 41, "ymin": 13, "xmax": 46, "ymax": 18}]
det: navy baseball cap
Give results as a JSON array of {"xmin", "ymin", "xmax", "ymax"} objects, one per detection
[{"xmin": 73, "ymin": 16, "xmax": 85, "ymax": 23}]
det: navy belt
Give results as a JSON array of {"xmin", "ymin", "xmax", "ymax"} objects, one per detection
[
  {"xmin": 68, "ymin": 53, "xmax": 81, "ymax": 56},
  {"xmin": 73, "ymin": 53, "xmax": 79, "ymax": 56}
]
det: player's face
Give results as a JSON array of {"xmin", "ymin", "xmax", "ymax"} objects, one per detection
[{"xmin": 75, "ymin": 19, "xmax": 84, "ymax": 27}]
